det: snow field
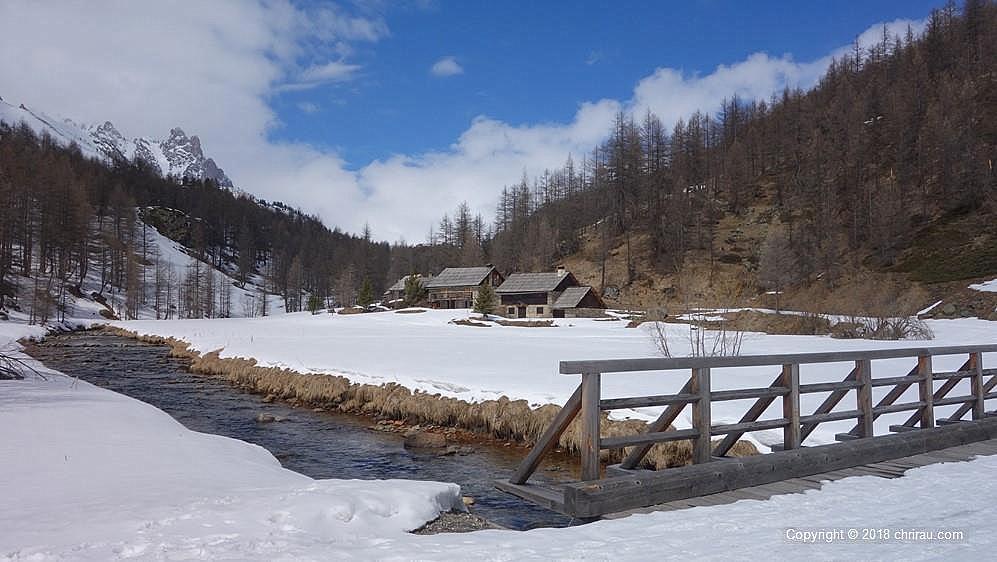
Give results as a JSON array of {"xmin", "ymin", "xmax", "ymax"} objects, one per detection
[{"xmin": 117, "ymin": 310, "xmax": 997, "ymax": 451}]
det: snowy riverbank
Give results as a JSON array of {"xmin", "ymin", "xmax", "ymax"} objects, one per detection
[
  {"xmin": 0, "ymin": 323, "xmax": 463, "ymax": 560},
  {"xmin": 116, "ymin": 309, "xmax": 997, "ymax": 450}
]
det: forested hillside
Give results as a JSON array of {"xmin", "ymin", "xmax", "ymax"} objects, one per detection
[
  {"xmin": 0, "ymin": 123, "xmax": 391, "ymax": 319},
  {"xmin": 422, "ymin": 1, "xmax": 996, "ymax": 309}
]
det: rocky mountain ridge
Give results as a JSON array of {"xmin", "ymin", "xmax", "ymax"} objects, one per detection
[{"xmin": 0, "ymin": 96, "xmax": 232, "ymax": 187}]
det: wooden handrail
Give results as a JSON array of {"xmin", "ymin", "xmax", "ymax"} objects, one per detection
[
  {"xmin": 507, "ymin": 346, "xmax": 997, "ymax": 488},
  {"xmin": 560, "ymin": 345, "xmax": 997, "ymax": 374}
]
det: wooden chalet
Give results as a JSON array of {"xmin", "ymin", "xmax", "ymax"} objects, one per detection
[
  {"xmin": 383, "ymin": 273, "xmax": 432, "ymax": 305},
  {"xmin": 425, "ymin": 266, "xmax": 504, "ymax": 309},
  {"xmin": 496, "ymin": 267, "xmax": 606, "ymax": 318},
  {"xmin": 551, "ymin": 286, "xmax": 605, "ymax": 317}
]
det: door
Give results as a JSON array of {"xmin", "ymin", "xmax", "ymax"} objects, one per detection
[{"xmin": 517, "ymin": 306, "xmax": 527, "ymax": 318}]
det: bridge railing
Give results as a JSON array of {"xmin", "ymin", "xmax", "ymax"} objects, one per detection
[{"xmin": 510, "ymin": 345, "xmax": 997, "ymax": 485}]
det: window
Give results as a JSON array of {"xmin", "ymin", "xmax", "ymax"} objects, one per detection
[
  {"xmin": 536, "ymin": 307, "xmax": 544, "ymax": 315},
  {"xmin": 507, "ymin": 307, "xmax": 515, "ymax": 316}
]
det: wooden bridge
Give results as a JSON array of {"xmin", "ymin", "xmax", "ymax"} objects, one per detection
[{"xmin": 496, "ymin": 345, "xmax": 997, "ymax": 518}]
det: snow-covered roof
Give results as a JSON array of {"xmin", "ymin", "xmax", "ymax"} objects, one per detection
[
  {"xmin": 496, "ymin": 271, "xmax": 573, "ymax": 294},
  {"xmin": 425, "ymin": 267, "xmax": 495, "ymax": 288}
]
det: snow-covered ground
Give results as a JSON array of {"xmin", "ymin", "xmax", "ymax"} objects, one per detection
[
  {"xmin": 5, "ymin": 304, "xmax": 997, "ymax": 559},
  {"xmin": 117, "ymin": 309, "xmax": 997, "ymax": 451},
  {"xmin": 4, "ymin": 316, "xmax": 997, "ymax": 559},
  {"xmin": 0, "ymin": 322, "xmax": 462, "ymax": 560}
]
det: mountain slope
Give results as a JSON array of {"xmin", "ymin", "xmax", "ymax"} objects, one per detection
[{"xmin": 0, "ymin": 96, "xmax": 232, "ymax": 187}]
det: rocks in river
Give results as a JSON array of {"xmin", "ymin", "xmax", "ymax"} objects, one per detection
[
  {"xmin": 262, "ymin": 394, "xmax": 276, "ymax": 403},
  {"xmin": 439, "ymin": 445, "xmax": 475, "ymax": 457},
  {"xmin": 255, "ymin": 412, "xmax": 286, "ymax": 423},
  {"xmin": 462, "ymin": 496, "xmax": 475, "ymax": 506},
  {"xmin": 403, "ymin": 429, "xmax": 447, "ymax": 449}
]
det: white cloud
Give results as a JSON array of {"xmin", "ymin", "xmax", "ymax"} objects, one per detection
[
  {"xmin": 280, "ymin": 60, "xmax": 362, "ymax": 91},
  {"xmin": 0, "ymin": 2, "xmax": 926, "ymax": 243},
  {"xmin": 852, "ymin": 18, "xmax": 925, "ymax": 54},
  {"xmin": 297, "ymin": 102, "xmax": 320, "ymax": 113},
  {"xmin": 629, "ymin": 53, "xmax": 828, "ymax": 128},
  {"xmin": 430, "ymin": 56, "xmax": 463, "ymax": 77}
]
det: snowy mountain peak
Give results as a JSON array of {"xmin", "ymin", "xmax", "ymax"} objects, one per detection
[{"xmin": 0, "ymin": 97, "xmax": 233, "ymax": 188}]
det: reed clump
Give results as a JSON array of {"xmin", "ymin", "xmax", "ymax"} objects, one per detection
[{"xmin": 109, "ymin": 327, "xmax": 758, "ymax": 469}]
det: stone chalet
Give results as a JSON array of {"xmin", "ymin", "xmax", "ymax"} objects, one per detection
[
  {"xmin": 425, "ymin": 265, "xmax": 504, "ymax": 309},
  {"xmin": 496, "ymin": 267, "xmax": 606, "ymax": 318}
]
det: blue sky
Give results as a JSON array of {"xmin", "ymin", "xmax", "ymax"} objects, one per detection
[
  {"xmin": 1, "ymin": 0, "xmax": 945, "ymax": 241},
  {"xmin": 271, "ymin": 0, "xmax": 943, "ymax": 169}
]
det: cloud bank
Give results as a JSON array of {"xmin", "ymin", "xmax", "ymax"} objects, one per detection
[{"xmin": 0, "ymin": 1, "xmax": 924, "ymax": 242}]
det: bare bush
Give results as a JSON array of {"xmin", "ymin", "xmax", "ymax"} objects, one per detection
[
  {"xmin": 685, "ymin": 309, "xmax": 745, "ymax": 357},
  {"xmin": 645, "ymin": 307, "xmax": 671, "ymax": 357},
  {"xmin": 833, "ymin": 315, "xmax": 934, "ymax": 340},
  {"xmin": 830, "ymin": 275, "xmax": 935, "ymax": 341},
  {"xmin": 647, "ymin": 291, "xmax": 746, "ymax": 358}
]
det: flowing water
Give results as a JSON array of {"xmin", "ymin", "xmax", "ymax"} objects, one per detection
[{"xmin": 27, "ymin": 331, "xmax": 574, "ymax": 530}]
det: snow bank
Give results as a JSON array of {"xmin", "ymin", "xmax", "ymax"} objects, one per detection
[
  {"xmin": 383, "ymin": 454, "xmax": 997, "ymax": 560},
  {"xmin": 0, "ymin": 322, "xmax": 462, "ymax": 560},
  {"xmin": 969, "ymin": 278, "xmax": 997, "ymax": 293},
  {"xmin": 116, "ymin": 311, "xmax": 997, "ymax": 450}
]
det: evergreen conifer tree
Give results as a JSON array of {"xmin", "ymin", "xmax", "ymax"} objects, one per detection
[
  {"xmin": 307, "ymin": 293, "xmax": 323, "ymax": 314},
  {"xmin": 403, "ymin": 274, "xmax": 426, "ymax": 306},
  {"xmin": 357, "ymin": 278, "xmax": 374, "ymax": 308},
  {"xmin": 473, "ymin": 283, "xmax": 497, "ymax": 315}
]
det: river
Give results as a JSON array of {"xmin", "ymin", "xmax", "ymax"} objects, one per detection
[{"xmin": 26, "ymin": 330, "xmax": 574, "ymax": 530}]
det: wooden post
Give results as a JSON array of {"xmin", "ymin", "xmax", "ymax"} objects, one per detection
[
  {"xmin": 691, "ymin": 367, "xmax": 712, "ymax": 464},
  {"xmin": 781, "ymin": 363, "xmax": 801, "ymax": 449},
  {"xmin": 917, "ymin": 355, "xmax": 934, "ymax": 428},
  {"xmin": 510, "ymin": 384, "xmax": 583, "ymax": 484},
  {"xmin": 856, "ymin": 359, "xmax": 874, "ymax": 438},
  {"xmin": 580, "ymin": 372, "xmax": 602, "ymax": 481},
  {"xmin": 971, "ymin": 352, "xmax": 985, "ymax": 420}
]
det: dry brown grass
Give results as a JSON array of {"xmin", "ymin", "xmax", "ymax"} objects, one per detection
[
  {"xmin": 494, "ymin": 319, "xmax": 555, "ymax": 327},
  {"xmin": 108, "ymin": 327, "xmax": 758, "ymax": 469},
  {"xmin": 450, "ymin": 318, "xmax": 491, "ymax": 327},
  {"xmin": 723, "ymin": 310, "xmax": 832, "ymax": 336}
]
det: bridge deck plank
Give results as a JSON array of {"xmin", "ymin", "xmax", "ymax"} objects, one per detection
[{"xmin": 590, "ymin": 436, "xmax": 997, "ymax": 520}]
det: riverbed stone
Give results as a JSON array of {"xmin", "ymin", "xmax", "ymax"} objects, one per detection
[
  {"xmin": 410, "ymin": 510, "xmax": 498, "ymax": 535},
  {"xmin": 403, "ymin": 430, "xmax": 447, "ymax": 448}
]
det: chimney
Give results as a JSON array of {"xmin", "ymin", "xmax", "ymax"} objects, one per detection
[{"xmin": 556, "ymin": 265, "xmax": 566, "ymax": 275}]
